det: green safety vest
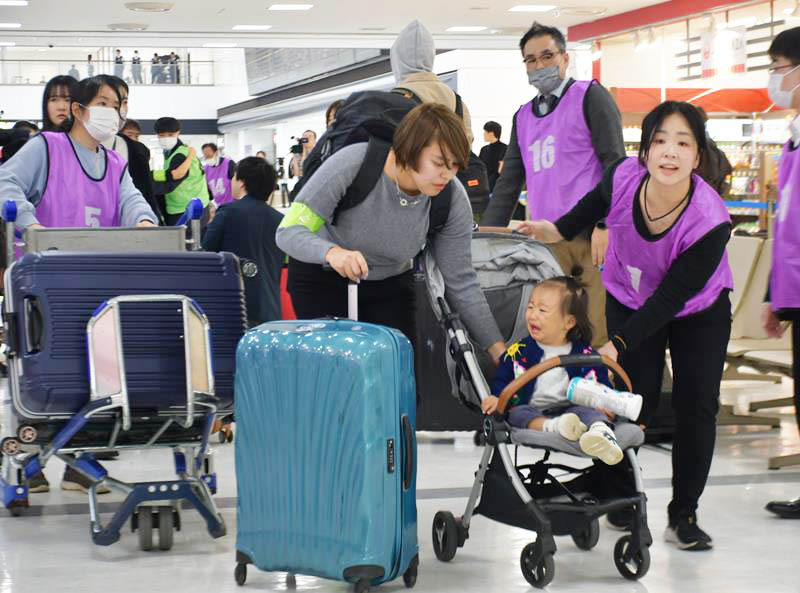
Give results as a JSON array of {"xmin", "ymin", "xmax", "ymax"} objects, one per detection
[{"xmin": 154, "ymin": 144, "xmax": 210, "ymax": 215}]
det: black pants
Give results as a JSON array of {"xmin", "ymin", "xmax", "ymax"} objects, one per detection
[
  {"xmin": 287, "ymin": 258, "xmax": 416, "ymax": 345},
  {"xmin": 607, "ymin": 291, "xmax": 732, "ymax": 523}
]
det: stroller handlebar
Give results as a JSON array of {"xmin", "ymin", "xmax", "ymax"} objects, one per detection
[{"xmin": 496, "ymin": 354, "xmax": 633, "ymax": 415}]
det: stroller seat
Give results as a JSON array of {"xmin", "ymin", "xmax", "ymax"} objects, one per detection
[
  {"xmin": 422, "ymin": 231, "xmax": 653, "ymax": 588},
  {"xmin": 511, "ymin": 422, "xmax": 644, "ymax": 454}
]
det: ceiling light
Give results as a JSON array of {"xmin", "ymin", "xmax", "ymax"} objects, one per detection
[
  {"xmin": 268, "ymin": 4, "xmax": 314, "ymax": 10},
  {"xmin": 508, "ymin": 4, "xmax": 556, "ymax": 12},
  {"xmin": 359, "ymin": 27, "xmax": 387, "ymax": 31},
  {"xmin": 232, "ymin": 24, "xmax": 272, "ymax": 30},
  {"xmin": 107, "ymin": 23, "xmax": 149, "ymax": 31},
  {"xmin": 0, "ymin": 1, "xmax": 29, "ymax": 6},
  {"xmin": 446, "ymin": 26, "xmax": 488, "ymax": 32},
  {"xmin": 0, "ymin": 41, "xmax": 16, "ymax": 46},
  {"xmin": 203, "ymin": 42, "xmax": 237, "ymax": 47},
  {"xmin": 124, "ymin": 2, "xmax": 173, "ymax": 12},
  {"xmin": 0, "ymin": 23, "xmax": 22, "ymax": 28},
  {"xmin": 561, "ymin": 6, "xmax": 606, "ymax": 16}
]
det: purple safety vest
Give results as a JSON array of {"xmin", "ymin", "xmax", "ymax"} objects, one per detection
[
  {"xmin": 204, "ymin": 157, "xmax": 234, "ymax": 206},
  {"xmin": 515, "ymin": 80, "xmax": 604, "ymax": 222},
  {"xmin": 770, "ymin": 141, "xmax": 800, "ymax": 310},
  {"xmin": 37, "ymin": 131, "xmax": 124, "ymax": 227},
  {"xmin": 603, "ymin": 158, "xmax": 733, "ymax": 317}
]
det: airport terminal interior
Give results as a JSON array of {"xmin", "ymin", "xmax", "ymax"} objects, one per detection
[{"xmin": 0, "ymin": 1, "xmax": 799, "ymax": 592}]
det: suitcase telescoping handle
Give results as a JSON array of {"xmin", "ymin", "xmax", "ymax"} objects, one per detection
[{"xmin": 322, "ymin": 262, "xmax": 359, "ymax": 320}]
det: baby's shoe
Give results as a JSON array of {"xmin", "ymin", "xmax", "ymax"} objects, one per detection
[
  {"xmin": 579, "ymin": 422, "xmax": 624, "ymax": 465},
  {"xmin": 543, "ymin": 413, "xmax": 587, "ymax": 441}
]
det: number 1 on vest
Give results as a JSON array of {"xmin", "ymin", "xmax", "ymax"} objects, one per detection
[{"xmin": 529, "ymin": 135, "xmax": 556, "ymax": 173}]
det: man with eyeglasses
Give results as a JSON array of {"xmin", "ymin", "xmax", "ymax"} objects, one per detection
[{"xmin": 481, "ymin": 22, "xmax": 625, "ymax": 348}]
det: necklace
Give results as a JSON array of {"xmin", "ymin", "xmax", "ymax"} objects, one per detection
[
  {"xmin": 642, "ymin": 176, "xmax": 691, "ymax": 222},
  {"xmin": 394, "ymin": 165, "xmax": 422, "ymax": 207}
]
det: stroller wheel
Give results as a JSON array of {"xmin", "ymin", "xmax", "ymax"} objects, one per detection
[
  {"xmin": 473, "ymin": 430, "xmax": 486, "ymax": 447},
  {"xmin": 571, "ymin": 518, "xmax": 600, "ymax": 551},
  {"xmin": 432, "ymin": 511, "xmax": 458, "ymax": 562},
  {"xmin": 520, "ymin": 544, "xmax": 555, "ymax": 589},
  {"xmin": 613, "ymin": 535, "xmax": 650, "ymax": 580}
]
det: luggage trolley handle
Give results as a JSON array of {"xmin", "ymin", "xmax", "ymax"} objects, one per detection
[
  {"xmin": 86, "ymin": 294, "xmax": 215, "ymax": 431},
  {"xmin": 175, "ymin": 198, "xmax": 204, "ymax": 251},
  {"xmin": 3, "ymin": 200, "xmax": 18, "ymax": 268}
]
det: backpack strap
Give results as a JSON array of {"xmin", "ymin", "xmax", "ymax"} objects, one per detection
[
  {"xmin": 331, "ymin": 136, "xmax": 392, "ymax": 225},
  {"xmin": 392, "ymin": 87, "xmax": 423, "ymax": 104},
  {"xmin": 428, "ymin": 184, "xmax": 452, "ymax": 239},
  {"xmin": 454, "ymin": 93, "xmax": 463, "ymax": 119}
]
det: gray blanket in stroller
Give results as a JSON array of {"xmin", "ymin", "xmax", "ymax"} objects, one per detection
[{"xmin": 511, "ymin": 422, "xmax": 645, "ymax": 453}]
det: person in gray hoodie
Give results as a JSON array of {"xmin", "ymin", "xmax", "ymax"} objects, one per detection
[{"xmin": 391, "ymin": 20, "xmax": 474, "ymax": 145}]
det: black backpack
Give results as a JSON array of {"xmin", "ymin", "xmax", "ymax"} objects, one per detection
[
  {"xmin": 451, "ymin": 94, "xmax": 490, "ymax": 218},
  {"xmin": 289, "ymin": 89, "xmax": 452, "ymax": 235}
]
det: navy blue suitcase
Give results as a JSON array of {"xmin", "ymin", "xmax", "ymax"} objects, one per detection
[
  {"xmin": 4, "ymin": 251, "xmax": 246, "ymax": 421},
  {"xmin": 234, "ymin": 318, "xmax": 419, "ymax": 591}
]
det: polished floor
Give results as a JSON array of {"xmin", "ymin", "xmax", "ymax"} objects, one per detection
[{"xmin": 1, "ymin": 376, "xmax": 799, "ymax": 593}]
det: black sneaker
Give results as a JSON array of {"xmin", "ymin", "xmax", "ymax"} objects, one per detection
[
  {"xmin": 27, "ymin": 471, "xmax": 50, "ymax": 493},
  {"xmin": 664, "ymin": 514, "xmax": 713, "ymax": 551},
  {"xmin": 606, "ymin": 508, "xmax": 633, "ymax": 531},
  {"xmin": 60, "ymin": 467, "xmax": 110, "ymax": 494}
]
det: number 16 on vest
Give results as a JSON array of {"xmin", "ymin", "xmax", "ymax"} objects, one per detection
[{"xmin": 529, "ymin": 135, "xmax": 556, "ymax": 172}]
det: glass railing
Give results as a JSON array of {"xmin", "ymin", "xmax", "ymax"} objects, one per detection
[{"xmin": 0, "ymin": 60, "xmax": 215, "ymax": 86}]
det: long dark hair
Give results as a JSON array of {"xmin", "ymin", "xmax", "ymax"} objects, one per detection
[
  {"xmin": 42, "ymin": 75, "xmax": 80, "ymax": 131},
  {"xmin": 638, "ymin": 101, "xmax": 707, "ymax": 167},
  {"xmin": 538, "ymin": 276, "xmax": 593, "ymax": 345}
]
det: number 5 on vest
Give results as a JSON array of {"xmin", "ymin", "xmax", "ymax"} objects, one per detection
[{"xmin": 85, "ymin": 207, "xmax": 102, "ymax": 227}]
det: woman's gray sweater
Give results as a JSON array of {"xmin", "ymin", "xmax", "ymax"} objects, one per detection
[{"xmin": 276, "ymin": 143, "xmax": 502, "ymax": 349}]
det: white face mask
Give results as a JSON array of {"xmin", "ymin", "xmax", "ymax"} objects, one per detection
[
  {"xmin": 82, "ymin": 105, "xmax": 120, "ymax": 143},
  {"xmin": 768, "ymin": 65, "xmax": 800, "ymax": 109},
  {"xmin": 159, "ymin": 136, "xmax": 178, "ymax": 151}
]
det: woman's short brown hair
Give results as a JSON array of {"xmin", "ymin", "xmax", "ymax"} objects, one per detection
[{"xmin": 393, "ymin": 103, "xmax": 470, "ymax": 172}]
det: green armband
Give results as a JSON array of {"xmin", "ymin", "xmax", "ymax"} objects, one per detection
[
  {"xmin": 153, "ymin": 169, "xmax": 167, "ymax": 182},
  {"xmin": 278, "ymin": 202, "xmax": 326, "ymax": 233}
]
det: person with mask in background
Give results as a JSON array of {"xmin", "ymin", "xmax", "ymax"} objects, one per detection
[
  {"xmin": 202, "ymin": 143, "xmax": 236, "ymax": 207},
  {"xmin": 131, "ymin": 50, "xmax": 143, "ymax": 85},
  {"xmin": 99, "ymin": 75, "xmax": 162, "ymax": 223},
  {"xmin": 152, "ymin": 116, "xmax": 210, "ymax": 225},
  {"xmin": 481, "ymin": 22, "xmax": 626, "ymax": 349},
  {"xmin": 202, "ymin": 157, "xmax": 285, "ymax": 326},
  {"xmin": 0, "ymin": 77, "xmax": 158, "ymax": 494},
  {"xmin": 762, "ymin": 26, "xmax": 800, "ymax": 520}
]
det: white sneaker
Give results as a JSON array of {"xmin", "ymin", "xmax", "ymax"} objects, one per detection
[
  {"xmin": 579, "ymin": 422, "xmax": 624, "ymax": 465},
  {"xmin": 545, "ymin": 413, "xmax": 588, "ymax": 441}
]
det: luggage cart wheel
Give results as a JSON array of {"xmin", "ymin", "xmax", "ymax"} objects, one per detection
[
  {"xmin": 353, "ymin": 578, "xmax": 370, "ymax": 593},
  {"xmin": 432, "ymin": 511, "xmax": 458, "ymax": 562},
  {"xmin": 157, "ymin": 506, "xmax": 174, "ymax": 551},
  {"xmin": 402, "ymin": 554, "xmax": 419, "ymax": 588},
  {"xmin": 613, "ymin": 535, "xmax": 650, "ymax": 581},
  {"xmin": 137, "ymin": 506, "xmax": 154, "ymax": 551},
  {"xmin": 1, "ymin": 437, "xmax": 21, "ymax": 456},
  {"xmin": 234, "ymin": 563, "xmax": 247, "ymax": 586},
  {"xmin": 17, "ymin": 425, "xmax": 38, "ymax": 444},
  {"xmin": 8, "ymin": 500, "xmax": 27, "ymax": 517},
  {"xmin": 520, "ymin": 543, "xmax": 555, "ymax": 589},
  {"xmin": 572, "ymin": 518, "xmax": 600, "ymax": 551}
]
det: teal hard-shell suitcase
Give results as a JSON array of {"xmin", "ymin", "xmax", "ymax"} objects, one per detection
[{"xmin": 233, "ymin": 318, "xmax": 419, "ymax": 592}]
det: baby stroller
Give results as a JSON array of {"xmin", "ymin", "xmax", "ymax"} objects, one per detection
[{"xmin": 422, "ymin": 229, "xmax": 652, "ymax": 588}]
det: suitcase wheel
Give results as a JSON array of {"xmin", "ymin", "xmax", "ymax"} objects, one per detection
[
  {"xmin": 402, "ymin": 554, "xmax": 419, "ymax": 588},
  {"xmin": 234, "ymin": 563, "xmax": 247, "ymax": 586},
  {"xmin": 1, "ymin": 437, "xmax": 21, "ymax": 456},
  {"xmin": 353, "ymin": 579, "xmax": 370, "ymax": 593}
]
